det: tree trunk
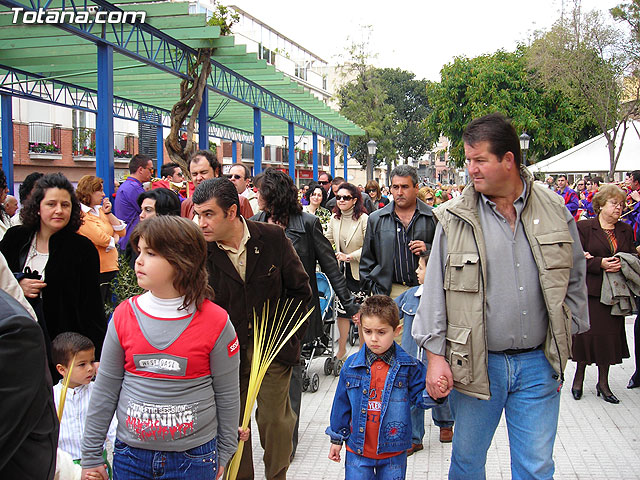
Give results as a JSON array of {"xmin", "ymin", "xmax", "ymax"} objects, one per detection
[{"xmin": 164, "ymin": 48, "xmax": 213, "ymax": 179}]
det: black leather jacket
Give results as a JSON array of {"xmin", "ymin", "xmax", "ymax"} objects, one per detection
[
  {"xmin": 360, "ymin": 200, "xmax": 436, "ymax": 295},
  {"xmin": 251, "ymin": 211, "xmax": 359, "ymax": 341}
]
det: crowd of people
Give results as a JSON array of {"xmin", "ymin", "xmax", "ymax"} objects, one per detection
[{"xmin": 1, "ymin": 112, "xmax": 639, "ymax": 480}]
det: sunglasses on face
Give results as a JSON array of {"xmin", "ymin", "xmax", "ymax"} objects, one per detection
[
  {"xmin": 318, "ymin": 180, "xmax": 329, "ymax": 185},
  {"xmin": 366, "ymin": 189, "xmax": 377, "ymax": 193},
  {"xmin": 336, "ymin": 195, "xmax": 354, "ymax": 201},
  {"xmin": 226, "ymin": 174, "xmax": 244, "ymax": 180}
]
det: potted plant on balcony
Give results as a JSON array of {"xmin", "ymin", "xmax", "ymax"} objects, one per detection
[
  {"xmin": 82, "ymin": 145, "xmax": 96, "ymax": 156},
  {"xmin": 29, "ymin": 141, "xmax": 59, "ymax": 153},
  {"xmin": 114, "ymin": 148, "xmax": 132, "ymax": 159}
]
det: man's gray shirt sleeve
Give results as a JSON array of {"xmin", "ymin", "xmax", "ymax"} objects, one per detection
[{"xmin": 412, "ymin": 222, "xmax": 448, "ymax": 356}]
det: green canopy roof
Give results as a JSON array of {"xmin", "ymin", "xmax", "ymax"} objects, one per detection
[{"xmin": 0, "ymin": 0, "xmax": 364, "ymax": 141}]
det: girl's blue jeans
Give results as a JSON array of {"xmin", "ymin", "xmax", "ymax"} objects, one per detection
[{"xmin": 112, "ymin": 437, "xmax": 218, "ymax": 480}]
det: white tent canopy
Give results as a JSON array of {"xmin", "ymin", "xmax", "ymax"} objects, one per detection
[{"xmin": 528, "ymin": 121, "xmax": 640, "ymax": 174}]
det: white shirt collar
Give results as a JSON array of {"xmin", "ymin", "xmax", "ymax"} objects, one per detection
[{"xmin": 80, "ymin": 203, "xmax": 101, "ymax": 216}]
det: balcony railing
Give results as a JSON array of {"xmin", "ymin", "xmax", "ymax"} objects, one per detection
[{"xmin": 29, "ymin": 122, "xmax": 61, "ymax": 153}]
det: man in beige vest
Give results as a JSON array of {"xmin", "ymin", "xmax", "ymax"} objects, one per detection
[{"xmin": 413, "ymin": 113, "xmax": 588, "ymax": 479}]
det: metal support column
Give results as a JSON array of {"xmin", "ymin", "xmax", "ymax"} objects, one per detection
[
  {"xmin": 288, "ymin": 122, "xmax": 295, "ymax": 180},
  {"xmin": 253, "ymin": 108, "xmax": 262, "ymax": 174},
  {"xmin": 232, "ymin": 140, "xmax": 238, "ymax": 163},
  {"xmin": 343, "ymin": 140, "xmax": 349, "ymax": 180},
  {"xmin": 198, "ymin": 90, "xmax": 208, "ymax": 151},
  {"xmin": 156, "ymin": 126, "xmax": 164, "ymax": 168},
  {"xmin": 312, "ymin": 132, "xmax": 318, "ymax": 181},
  {"xmin": 96, "ymin": 44, "xmax": 114, "ymax": 198},
  {"xmin": 1, "ymin": 95, "xmax": 14, "ymax": 194},
  {"xmin": 330, "ymin": 139, "xmax": 335, "ymax": 179}
]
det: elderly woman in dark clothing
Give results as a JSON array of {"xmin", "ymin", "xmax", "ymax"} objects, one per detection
[
  {"xmin": 0, "ymin": 173, "xmax": 106, "ymax": 361},
  {"xmin": 572, "ymin": 184, "xmax": 636, "ymax": 404},
  {"xmin": 252, "ymin": 168, "xmax": 359, "ymax": 456}
]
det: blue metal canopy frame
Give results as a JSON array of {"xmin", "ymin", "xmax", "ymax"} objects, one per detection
[
  {"xmin": 0, "ymin": 0, "xmax": 351, "ymax": 144},
  {"xmin": 0, "ymin": 0, "xmax": 353, "ymax": 192},
  {"xmin": 0, "ymin": 65, "xmax": 255, "ymax": 140}
]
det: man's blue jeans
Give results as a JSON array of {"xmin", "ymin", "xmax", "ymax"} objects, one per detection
[
  {"xmin": 345, "ymin": 450, "xmax": 407, "ymax": 480},
  {"xmin": 401, "ymin": 314, "xmax": 454, "ymax": 444},
  {"xmin": 448, "ymin": 349, "xmax": 561, "ymax": 480},
  {"xmin": 112, "ymin": 437, "xmax": 218, "ymax": 480}
]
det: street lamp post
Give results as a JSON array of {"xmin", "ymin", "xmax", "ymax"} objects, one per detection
[
  {"xmin": 367, "ymin": 139, "xmax": 377, "ymax": 182},
  {"xmin": 519, "ymin": 132, "xmax": 531, "ymax": 167}
]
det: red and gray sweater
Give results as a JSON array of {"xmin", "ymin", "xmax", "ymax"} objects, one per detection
[{"xmin": 81, "ymin": 295, "xmax": 240, "ymax": 468}]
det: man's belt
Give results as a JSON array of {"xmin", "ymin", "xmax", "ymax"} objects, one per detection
[{"xmin": 489, "ymin": 344, "xmax": 542, "ymax": 356}]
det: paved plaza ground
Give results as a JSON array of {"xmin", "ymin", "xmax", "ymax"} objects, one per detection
[{"xmin": 247, "ymin": 317, "xmax": 640, "ymax": 479}]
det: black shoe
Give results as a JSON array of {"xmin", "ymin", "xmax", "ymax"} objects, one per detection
[
  {"xmin": 571, "ymin": 388, "xmax": 583, "ymax": 400},
  {"xmin": 596, "ymin": 384, "xmax": 620, "ymax": 404},
  {"xmin": 628, "ymin": 374, "xmax": 640, "ymax": 389}
]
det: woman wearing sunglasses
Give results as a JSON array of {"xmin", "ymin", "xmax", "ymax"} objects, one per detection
[
  {"xmin": 418, "ymin": 186, "xmax": 436, "ymax": 207},
  {"xmin": 326, "ymin": 182, "xmax": 369, "ymax": 362},
  {"xmin": 365, "ymin": 180, "xmax": 389, "ymax": 211}
]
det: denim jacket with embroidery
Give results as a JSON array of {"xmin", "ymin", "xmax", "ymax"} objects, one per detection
[{"xmin": 325, "ymin": 342, "xmax": 440, "ymax": 455}]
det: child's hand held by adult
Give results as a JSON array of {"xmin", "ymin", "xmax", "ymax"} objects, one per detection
[
  {"xmin": 426, "ymin": 352, "xmax": 453, "ymax": 399},
  {"xmin": 437, "ymin": 374, "xmax": 449, "ymax": 393}
]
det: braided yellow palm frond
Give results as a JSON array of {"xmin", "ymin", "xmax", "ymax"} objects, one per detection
[
  {"xmin": 57, "ymin": 353, "xmax": 77, "ymax": 423},
  {"xmin": 225, "ymin": 300, "xmax": 313, "ymax": 480}
]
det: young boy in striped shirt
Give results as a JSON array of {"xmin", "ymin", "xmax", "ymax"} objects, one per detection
[{"xmin": 52, "ymin": 332, "xmax": 116, "ymax": 465}]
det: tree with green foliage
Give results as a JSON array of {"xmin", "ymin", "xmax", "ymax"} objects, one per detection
[
  {"xmin": 427, "ymin": 47, "xmax": 600, "ymax": 167},
  {"xmin": 336, "ymin": 29, "xmax": 438, "ymax": 172},
  {"xmin": 377, "ymin": 68, "xmax": 435, "ymax": 162},
  {"xmin": 336, "ymin": 28, "xmax": 396, "ymax": 171},
  {"xmin": 337, "ymin": 69, "xmax": 396, "ymax": 170},
  {"xmin": 206, "ymin": 1, "xmax": 240, "ymax": 36},
  {"xmin": 611, "ymin": 0, "xmax": 640, "ymax": 60},
  {"xmin": 527, "ymin": 6, "xmax": 638, "ymax": 179}
]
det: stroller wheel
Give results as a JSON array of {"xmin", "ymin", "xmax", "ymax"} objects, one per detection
[
  {"xmin": 311, "ymin": 373, "xmax": 320, "ymax": 392},
  {"xmin": 302, "ymin": 373, "xmax": 310, "ymax": 392},
  {"xmin": 334, "ymin": 358, "xmax": 343, "ymax": 377},
  {"xmin": 324, "ymin": 357, "xmax": 333, "ymax": 376},
  {"xmin": 349, "ymin": 324, "xmax": 358, "ymax": 346}
]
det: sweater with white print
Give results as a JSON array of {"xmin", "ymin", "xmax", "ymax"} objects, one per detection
[{"xmin": 81, "ymin": 294, "xmax": 240, "ymax": 468}]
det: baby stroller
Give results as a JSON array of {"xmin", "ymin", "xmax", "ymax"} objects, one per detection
[{"xmin": 300, "ymin": 272, "xmax": 338, "ymax": 393}]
